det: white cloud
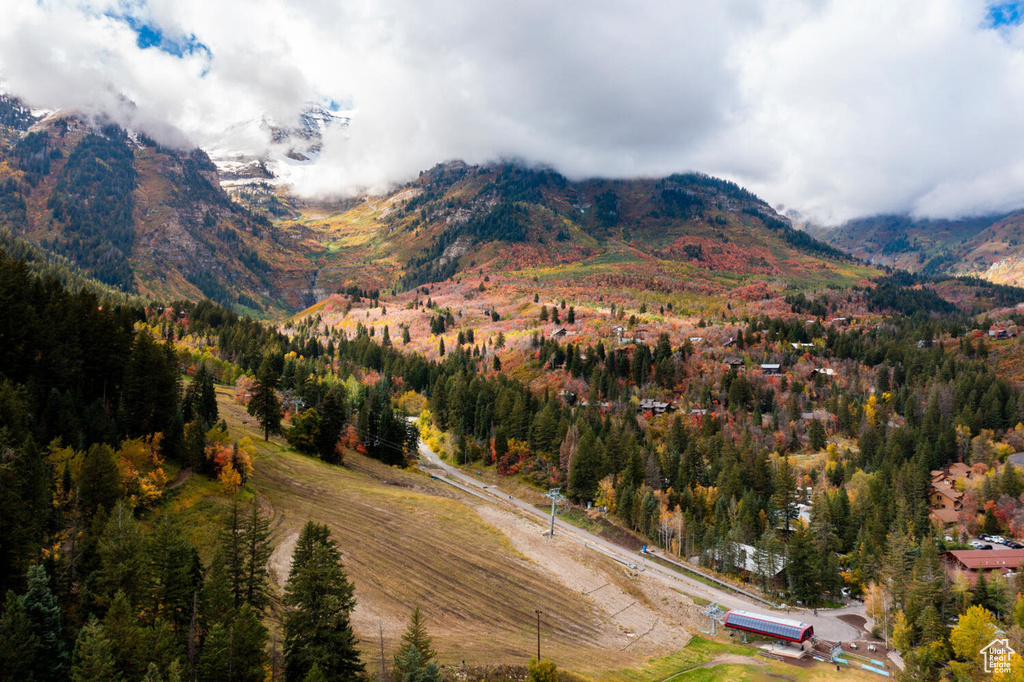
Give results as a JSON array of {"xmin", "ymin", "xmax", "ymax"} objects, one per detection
[{"xmin": 2, "ymin": 0, "xmax": 1024, "ymax": 223}]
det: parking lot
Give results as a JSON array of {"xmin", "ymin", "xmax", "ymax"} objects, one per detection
[{"xmin": 969, "ymin": 536, "xmax": 1024, "ymax": 550}]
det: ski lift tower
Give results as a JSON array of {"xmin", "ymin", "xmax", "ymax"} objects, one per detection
[
  {"xmin": 700, "ymin": 602, "xmax": 725, "ymax": 636},
  {"xmin": 545, "ymin": 488, "xmax": 563, "ymax": 538}
]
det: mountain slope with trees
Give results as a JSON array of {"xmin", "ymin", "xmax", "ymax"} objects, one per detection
[
  {"xmin": 0, "ymin": 94, "xmax": 875, "ymax": 318},
  {"xmin": 814, "ymin": 210, "xmax": 1024, "ymax": 287}
]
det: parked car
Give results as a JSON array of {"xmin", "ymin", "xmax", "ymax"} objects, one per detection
[
  {"xmin": 992, "ymin": 536, "xmax": 1006, "ymax": 544},
  {"xmin": 979, "ymin": 534, "xmax": 993, "ymax": 542},
  {"xmin": 981, "ymin": 544, "xmax": 994, "ymax": 550},
  {"xmin": 1008, "ymin": 541, "xmax": 1024, "ymax": 549},
  {"xmin": 971, "ymin": 541, "xmax": 985, "ymax": 549}
]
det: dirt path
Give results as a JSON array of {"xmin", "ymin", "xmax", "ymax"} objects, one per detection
[
  {"xmin": 473, "ymin": 505, "xmax": 694, "ymax": 656},
  {"xmin": 270, "ymin": 530, "xmax": 299, "ymax": 587},
  {"xmin": 166, "ymin": 467, "xmax": 192, "ymax": 490}
]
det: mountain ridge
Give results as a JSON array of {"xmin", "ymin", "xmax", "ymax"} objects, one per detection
[
  {"xmin": 0, "ymin": 94, "xmax": 871, "ymax": 316},
  {"xmin": 812, "ymin": 210, "xmax": 1024, "ymax": 286}
]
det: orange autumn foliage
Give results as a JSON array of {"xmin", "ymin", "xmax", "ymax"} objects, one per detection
[{"xmin": 205, "ymin": 438, "xmax": 255, "ymax": 493}]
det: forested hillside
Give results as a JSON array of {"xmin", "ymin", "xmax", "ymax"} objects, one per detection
[{"xmin": 0, "ymin": 97, "xmax": 305, "ymax": 316}]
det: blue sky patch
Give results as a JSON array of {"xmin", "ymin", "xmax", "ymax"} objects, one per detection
[
  {"xmin": 109, "ymin": 11, "xmax": 211, "ymax": 60},
  {"xmin": 987, "ymin": 2, "xmax": 1024, "ymax": 27}
]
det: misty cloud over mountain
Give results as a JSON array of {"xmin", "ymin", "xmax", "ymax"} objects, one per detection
[{"xmin": 3, "ymin": 0, "xmax": 1024, "ymax": 224}]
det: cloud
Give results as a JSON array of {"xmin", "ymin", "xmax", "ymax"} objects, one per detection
[{"xmin": 2, "ymin": 0, "xmax": 1024, "ymax": 223}]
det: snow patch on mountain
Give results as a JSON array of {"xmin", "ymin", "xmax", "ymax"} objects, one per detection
[{"xmin": 204, "ymin": 102, "xmax": 350, "ymax": 188}]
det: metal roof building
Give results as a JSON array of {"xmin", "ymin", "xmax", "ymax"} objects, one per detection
[{"xmin": 723, "ymin": 610, "xmax": 814, "ymax": 643}]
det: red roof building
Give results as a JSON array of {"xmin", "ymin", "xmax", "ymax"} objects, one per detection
[{"xmin": 943, "ymin": 549, "xmax": 1024, "ymax": 585}]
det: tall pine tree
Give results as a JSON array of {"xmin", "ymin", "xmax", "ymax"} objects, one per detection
[
  {"xmin": 248, "ymin": 358, "xmax": 282, "ymax": 441},
  {"xmin": 283, "ymin": 522, "xmax": 363, "ymax": 680}
]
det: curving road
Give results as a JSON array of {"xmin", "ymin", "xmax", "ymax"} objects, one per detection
[{"xmin": 413, "ymin": 430, "xmax": 865, "ymax": 643}]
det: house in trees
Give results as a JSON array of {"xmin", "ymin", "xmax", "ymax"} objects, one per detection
[
  {"xmin": 638, "ymin": 398, "xmax": 675, "ymax": 415},
  {"xmin": 928, "ymin": 478, "xmax": 962, "ymax": 512},
  {"xmin": 927, "ymin": 466, "xmax": 968, "ymax": 528},
  {"xmin": 723, "ymin": 357, "xmax": 744, "ymax": 370},
  {"xmin": 613, "ymin": 326, "xmax": 635, "ymax": 345},
  {"xmin": 929, "ymin": 506, "xmax": 960, "ymax": 529},
  {"xmin": 799, "ymin": 409, "xmax": 835, "ymax": 425},
  {"xmin": 989, "ymin": 324, "xmax": 1017, "ymax": 340},
  {"xmin": 932, "ymin": 462, "xmax": 978, "ymax": 485},
  {"xmin": 760, "ymin": 363, "xmax": 781, "ymax": 375}
]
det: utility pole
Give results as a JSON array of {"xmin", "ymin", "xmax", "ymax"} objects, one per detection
[
  {"xmin": 546, "ymin": 488, "xmax": 562, "ymax": 538},
  {"xmin": 535, "ymin": 609, "xmax": 542, "ymax": 660},
  {"xmin": 379, "ymin": 620, "xmax": 386, "ymax": 682}
]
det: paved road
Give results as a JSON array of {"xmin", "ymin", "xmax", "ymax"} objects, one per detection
[{"xmin": 414, "ymin": 434, "xmax": 863, "ymax": 643}]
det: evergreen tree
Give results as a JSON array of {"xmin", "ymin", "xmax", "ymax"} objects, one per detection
[
  {"xmin": 242, "ymin": 497, "xmax": 273, "ymax": 614},
  {"xmin": 568, "ymin": 429, "xmax": 603, "ymax": 502},
  {"xmin": 80, "ymin": 443, "xmax": 122, "ymax": 515},
  {"xmin": 393, "ymin": 606, "xmax": 437, "ymax": 677},
  {"xmin": 786, "ymin": 524, "xmax": 817, "ymax": 605},
  {"xmin": 103, "ymin": 591, "xmax": 145, "ymax": 681},
  {"xmin": 808, "ymin": 419, "xmax": 826, "ymax": 451},
  {"xmin": 248, "ymin": 358, "xmax": 283, "ymax": 441},
  {"xmin": 290, "ymin": 522, "xmax": 336, "ymax": 579},
  {"xmin": 96, "ymin": 501, "xmax": 146, "ymax": 606},
  {"xmin": 772, "ymin": 457, "xmax": 798, "ymax": 538},
  {"xmin": 197, "ymin": 604, "xmax": 266, "ymax": 682},
  {"xmin": 231, "ymin": 603, "xmax": 268, "ymax": 682},
  {"xmin": 222, "ymin": 502, "xmax": 245, "ymax": 609},
  {"xmin": 22, "ymin": 564, "xmax": 68, "ymax": 681},
  {"xmin": 183, "ymin": 365, "xmax": 218, "ymax": 426},
  {"xmin": 316, "ymin": 389, "xmax": 347, "ymax": 463},
  {"xmin": 147, "ymin": 517, "xmax": 201, "ymax": 635},
  {"xmin": 0, "ymin": 436, "xmax": 50, "ymax": 594},
  {"xmin": 71, "ymin": 618, "xmax": 121, "ymax": 682},
  {"xmin": 197, "ymin": 622, "xmax": 231, "ymax": 682},
  {"xmin": 201, "ymin": 548, "xmax": 234, "ymax": 627},
  {"xmin": 393, "ymin": 646, "xmax": 439, "ymax": 682},
  {"xmin": 283, "ymin": 527, "xmax": 363, "ymax": 680},
  {"xmin": 0, "ymin": 590, "xmax": 37, "ymax": 679}
]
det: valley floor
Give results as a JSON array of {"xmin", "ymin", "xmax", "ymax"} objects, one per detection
[{"xmin": 200, "ymin": 385, "xmax": 888, "ymax": 679}]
